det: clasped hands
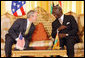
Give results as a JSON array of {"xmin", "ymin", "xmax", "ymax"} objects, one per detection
[
  {"xmin": 16, "ymin": 37, "xmax": 25, "ymax": 50},
  {"xmin": 58, "ymin": 25, "xmax": 68, "ymax": 38}
]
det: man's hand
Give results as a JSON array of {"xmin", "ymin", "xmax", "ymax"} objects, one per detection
[
  {"xmin": 16, "ymin": 37, "xmax": 25, "ymax": 50},
  {"xmin": 58, "ymin": 33, "xmax": 66, "ymax": 38},
  {"xmin": 58, "ymin": 25, "xmax": 67, "ymax": 31}
]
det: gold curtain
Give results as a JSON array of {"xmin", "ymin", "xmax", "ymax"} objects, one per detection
[
  {"xmin": 1, "ymin": 1, "xmax": 6, "ymax": 15},
  {"xmin": 1, "ymin": 1, "xmax": 84, "ymax": 15}
]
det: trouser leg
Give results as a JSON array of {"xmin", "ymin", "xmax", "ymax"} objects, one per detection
[{"xmin": 5, "ymin": 35, "xmax": 16, "ymax": 57}]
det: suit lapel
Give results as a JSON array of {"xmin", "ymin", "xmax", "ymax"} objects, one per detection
[
  {"xmin": 56, "ymin": 15, "xmax": 67, "ymax": 26},
  {"xmin": 57, "ymin": 18, "xmax": 61, "ymax": 25},
  {"xmin": 63, "ymin": 15, "xmax": 67, "ymax": 25},
  {"xmin": 23, "ymin": 19, "xmax": 27, "ymax": 32}
]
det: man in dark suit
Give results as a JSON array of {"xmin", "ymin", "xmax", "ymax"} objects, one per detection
[
  {"xmin": 5, "ymin": 10, "xmax": 37, "ymax": 57},
  {"xmin": 51, "ymin": 5, "xmax": 80, "ymax": 57}
]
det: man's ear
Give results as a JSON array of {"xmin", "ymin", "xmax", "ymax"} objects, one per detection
[{"xmin": 30, "ymin": 15, "xmax": 33, "ymax": 18}]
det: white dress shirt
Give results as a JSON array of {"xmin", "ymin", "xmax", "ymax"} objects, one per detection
[{"xmin": 58, "ymin": 14, "xmax": 64, "ymax": 24}]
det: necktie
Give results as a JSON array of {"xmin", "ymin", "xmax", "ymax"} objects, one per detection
[
  {"xmin": 25, "ymin": 22, "xmax": 32, "ymax": 35},
  {"xmin": 59, "ymin": 18, "xmax": 63, "ymax": 24}
]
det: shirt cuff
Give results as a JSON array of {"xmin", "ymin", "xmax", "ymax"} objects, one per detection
[
  {"xmin": 15, "ymin": 38, "xmax": 19, "ymax": 41},
  {"xmin": 57, "ymin": 29, "xmax": 59, "ymax": 33},
  {"xmin": 66, "ymin": 34, "xmax": 69, "ymax": 36}
]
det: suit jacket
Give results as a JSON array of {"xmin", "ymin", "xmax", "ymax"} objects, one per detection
[
  {"xmin": 6, "ymin": 18, "xmax": 35, "ymax": 48},
  {"xmin": 51, "ymin": 15, "xmax": 80, "ymax": 43}
]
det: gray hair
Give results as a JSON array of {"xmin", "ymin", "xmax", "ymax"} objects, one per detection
[{"xmin": 27, "ymin": 10, "xmax": 36, "ymax": 18}]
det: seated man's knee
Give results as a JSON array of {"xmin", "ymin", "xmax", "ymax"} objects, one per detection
[{"xmin": 5, "ymin": 35, "xmax": 14, "ymax": 44}]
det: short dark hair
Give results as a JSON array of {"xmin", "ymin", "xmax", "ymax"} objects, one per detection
[{"xmin": 53, "ymin": 4, "xmax": 62, "ymax": 11}]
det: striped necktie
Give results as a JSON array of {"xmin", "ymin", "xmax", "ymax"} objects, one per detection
[{"xmin": 24, "ymin": 23, "xmax": 32, "ymax": 35}]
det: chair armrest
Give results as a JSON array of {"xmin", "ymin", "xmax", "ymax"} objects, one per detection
[
  {"xmin": 74, "ymin": 43, "xmax": 84, "ymax": 49},
  {"xmin": 1, "ymin": 43, "xmax": 5, "ymax": 50},
  {"xmin": 29, "ymin": 40, "xmax": 53, "ymax": 47},
  {"xmin": 12, "ymin": 40, "xmax": 53, "ymax": 49}
]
